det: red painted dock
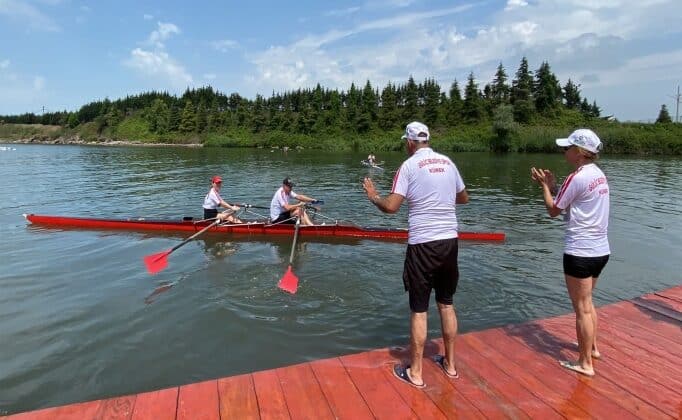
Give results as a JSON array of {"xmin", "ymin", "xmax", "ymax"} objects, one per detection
[{"xmin": 4, "ymin": 285, "xmax": 681, "ymax": 419}]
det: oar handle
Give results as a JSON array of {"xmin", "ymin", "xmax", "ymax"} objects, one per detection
[
  {"xmin": 240, "ymin": 203, "xmax": 270, "ymax": 210},
  {"xmin": 169, "ymin": 219, "xmax": 220, "ymax": 253}
]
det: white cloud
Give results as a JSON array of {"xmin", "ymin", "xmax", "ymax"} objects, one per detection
[
  {"xmin": 238, "ymin": 0, "xmax": 682, "ymax": 121},
  {"xmin": 33, "ymin": 76, "xmax": 45, "ymax": 90},
  {"xmin": 125, "ymin": 48, "xmax": 193, "ymax": 88},
  {"xmin": 0, "ymin": 59, "xmax": 9, "ymax": 69},
  {"xmin": 143, "ymin": 14, "xmax": 153, "ymax": 20},
  {"xmin": 147, "ymin": 22, "xmax": 180, "ymax": 49},
  {"xmin": 203, "ymin": 73, "xmax": 216, "ymax": 80},
  {"xmin": 211, "ymin": 39, "xmax": 239, "ymax": 52},
  {"xmin": 0, "ymin": 0, "xmax": 60, "ymax": 31},
  {"xmin": 505, "ymin": 0, "xmax": 528, "ymax": 10}
]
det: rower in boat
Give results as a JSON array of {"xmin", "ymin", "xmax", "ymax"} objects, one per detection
[
  {"xmin": 203, "ymin": 175, "xmax": 243, "ymax": 223},
  {"xmin": 270, "ymin": 177, "xmax": 317, "ymax": 226},
  {"xmin": 367, "ymin": 152, "xmax": 377, "ymax": 166}
]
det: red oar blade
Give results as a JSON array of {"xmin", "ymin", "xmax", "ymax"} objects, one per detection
[
  {"xmin": 144, "ymin": 250, "xmax": 171, "ymax": 275},
  {"xmin": 278, "ymin": 265, "xmax": 298, "ymax": 294}
]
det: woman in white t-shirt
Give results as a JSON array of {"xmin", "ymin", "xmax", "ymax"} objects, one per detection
[
  {"xmin": 203, "ymin": 175, "xmax": 242, "ymax": 223},
  {"xmin": 531, "ymin": 128, "xmax": 610, "ymax": 378}
]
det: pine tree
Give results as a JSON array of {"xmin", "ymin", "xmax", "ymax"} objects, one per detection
[
  {"xmin": 656, "ymin": 104, "xmax": 672, "ymax": 123},
  {"xmin": 179, "ymin": 100, "xmax": 197, "ymax": 133},
  {"xmin": 563, "ymin": 79, "xmax": 581, "ymax": 109},
  {"xmin": 402, "ymin": 76, "xmax": 419, "ymax": 121},
  {"xmin": 462, "ymin": 72, "xmax": 483, "ymax": 122},
  {"xmin": 447, "ymin": 80, "xmax": 463, "ymax": 125},
  {"xmin": 533, "ymin": 61, "xmax": 562, "ymax": 115},
  {"xmin": 196, "ymin": 100, "xmax": 208, "ymax": 132},
  {"xmin": 511, "ymin": 57, "xmax": 535, "ymax": 123},
  {"xmin": 168, "ymin": 106, "xmax": 180, "ymax": 131},
  {"xmin": 379, "ymin": 82, "xmax": 398, "ymax": 130},
  {"xmin": 491, "ymin": 63, "xmax": 510, "ymax": 107},
  {"xmin": 423, "ymin": 78, "xmax": 441, "ymax": 127}
]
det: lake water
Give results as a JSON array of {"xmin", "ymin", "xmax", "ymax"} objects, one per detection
[{"xmin": 0, "ymin": 143, "xmax": 680, "ymax": 414}]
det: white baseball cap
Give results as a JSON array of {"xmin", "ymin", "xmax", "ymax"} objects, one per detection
[
  {"xmin": 556, "ymin": 129, "xmax": 602, "ymax": 154},
  {"xmin": 401, "ymin": 121, "xmax": 430, "ymax": 142}
]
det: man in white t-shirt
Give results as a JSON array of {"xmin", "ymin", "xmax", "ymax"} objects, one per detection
[
  {"xmin": 362, "ymin": 121, "xmax": 469, "ymax": 389},
  {"xmin": 531, "ymin": 128, "xmax": 610, "ymax": 377},
  {"xmin": 269, "ymin": 177, "xmax": 317, "ymax": 225}
]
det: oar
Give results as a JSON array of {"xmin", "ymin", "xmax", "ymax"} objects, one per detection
[
  {"xmin": 144, "ymin": 219, "xmax": 221, "ymax": 275},
  {"xmin": 278, "ymin": 216, "xmax": 301, "ymax": 294}
]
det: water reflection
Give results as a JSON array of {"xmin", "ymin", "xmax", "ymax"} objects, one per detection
[{"xmin": 0, "ymin": 144, "xmax": 680, "ymax": 415}]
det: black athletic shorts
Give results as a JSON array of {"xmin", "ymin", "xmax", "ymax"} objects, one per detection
[
  {"xmin": 272, "ymin": 211, "xmax": 295, "ymax": 224},
  {"xmin": 203, "ymin": 208, "xmax": 218, "ymax": 220},
  {"xmin": 403, "ymin": 237, "xmax": 459, "ymax": 313},
  {"xmin": 563, "ymin": 254, "xmax": 609, "ymax": 279}
]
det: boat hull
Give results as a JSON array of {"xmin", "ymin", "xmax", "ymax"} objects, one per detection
[{"xmin": 23, "ymin": 214, "xmax": 505, "ymax": 241}]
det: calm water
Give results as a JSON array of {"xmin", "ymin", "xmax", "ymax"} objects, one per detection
[{"xmin": 0, "ymin": 143, "xmax": 680, "ymax": 414}]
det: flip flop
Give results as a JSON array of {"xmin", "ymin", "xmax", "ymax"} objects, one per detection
[
  {"xmin": 393, "ymin": 364, "xmax": 426, "ymax": 389},
  {"xmin": 432, "ymin": 355, "xmax": 459, "ymax": 379},
  {"xmin": 559, "ymin": 360, "xmax": 595, "ymax": 377}
]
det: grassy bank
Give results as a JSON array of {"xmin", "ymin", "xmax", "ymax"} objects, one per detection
[{"xmin": 2, "ymin": 121, "xmax": 680, "ymax": 155}]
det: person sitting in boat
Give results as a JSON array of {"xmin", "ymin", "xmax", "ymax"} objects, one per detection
[
  {"xmin": 367, "ymin": 153, "xmax": 377, "ymax": 165},
  {"xmin": 203, "ymin": 175, "xmax": 242, "ymax": 223},
  {"xmin": 270, "ymin": 177, "xmax": 316, "ymax": 225}
]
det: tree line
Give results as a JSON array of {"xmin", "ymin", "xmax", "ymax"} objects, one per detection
[{"xmin": 2, "ymin": 57, "xmax": 604, "ymax": 139}]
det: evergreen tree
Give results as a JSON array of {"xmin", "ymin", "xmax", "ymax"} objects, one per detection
[
  {"xmin": 196, "ymin": 100, "xmax": 208, "ymax": 132},
  {"xmin": 656, "ymin": 104, "xmax": 672, "ymax": 123},
  {"xmin": 533, "ymin": 61, "xmax": 562, "ymax": 115},
  {"xmin": 563, "ymin": 79, "xmax": 581, "ymax": 109},
  {"xmin": 402, "ymin": 76, "xmax": 419, "ymax": 121},
  {"xmin": 491, "ymin": 63, "xmax": 510, "ymax": 107},
  {"xmin": 511, "ymin": 57, "xmax": 535, "ymax": 123},
  {"xmin": 168, "ymin": 106, "xmax": 180, "ymax": 131},
  {"xmin": 361, "ymin": 80, "xmax": 378, "ymax": 125},
  {"xmin": 379, "ymin": 82, "xmax": 399, "ymax": 130},
  {"xmin": 345, "ymin": 83, "xmax": 360, "ymax": 130},
  {"xmin": 149, "ymin": 99, "xmax": 170, "ymax": 134},
  {"xmin": 447, "ymin": 80, "xmax": 463, "ymax": 125},
  {"xmin": 462, "ymin": 72, "xmax": 483, "ymax": 122},
  {"xmin": 67, "ymin": 113, "xmax": 80, "ymax": 128},
  {"xmin": 422, "ymin": 78, "xmax": 441, "ymax": 127},
  {"xmin": 179, "ymin": 100, "xmax": 197, "ymax": 133},
  {"xmin": 251, "ymin": 94, "xmax": 266, "ymax": 133}
]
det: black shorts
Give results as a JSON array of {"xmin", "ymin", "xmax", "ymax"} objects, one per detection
[
  {"xmin": 403, "ymin": 238, "xmax": 459, "ymax": 313},
  {"xmin": 272, "ymin": 211, "xmax": 295, "ymax": 224},
  {"xmin": 563, "ymin": 254, "xmax": 609, "ymax": 279},
  {"xmin": 203, "ymin": 208, "xmax": 218, "ymax": 220}
]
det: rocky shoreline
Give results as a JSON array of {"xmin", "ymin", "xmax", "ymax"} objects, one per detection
[{"xmin": 5, "ymin": 134, "xmax": 203, "ymax": 148}]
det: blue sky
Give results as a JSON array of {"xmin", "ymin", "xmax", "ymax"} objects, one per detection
[{"xmin": 1, "ymin": 0, "xmax": 681, "ymax": 122}]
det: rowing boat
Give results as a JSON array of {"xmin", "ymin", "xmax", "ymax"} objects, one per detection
[
  {"xmin": 23, "ymin": 214, "xmax": 505, "ymax": 241},
  {"xmin": 361, "ymin": 160, "xmax": 384, "ymax": 170}
]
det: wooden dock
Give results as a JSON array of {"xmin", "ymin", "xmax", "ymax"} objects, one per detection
[{"xmin": 4, "ymin": 285, "xmax": 681, "ymax": 419}]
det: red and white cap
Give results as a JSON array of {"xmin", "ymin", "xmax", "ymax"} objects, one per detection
[{"xmin": 211, "ymin": 175, "xmax": 222, "ymax": 183}]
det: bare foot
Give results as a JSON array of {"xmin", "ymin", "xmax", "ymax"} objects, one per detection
[{"xmin": 559, "ymin": 360, "xmax": 595, "ymax": 377}]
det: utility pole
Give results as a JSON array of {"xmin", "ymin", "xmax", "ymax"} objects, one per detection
[{"xmin": 669, "ymin": 85, "xmax": 681, "ymax": 123}]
